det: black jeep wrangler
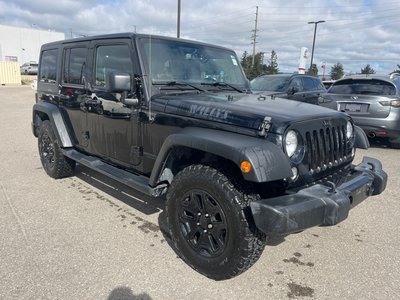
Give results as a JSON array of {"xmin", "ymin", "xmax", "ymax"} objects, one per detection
[{"xmin": 32, "ymin": 33, "xmax": 387, "ymax": 280}]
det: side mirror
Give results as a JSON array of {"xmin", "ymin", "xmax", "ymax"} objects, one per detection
[
  {"xmin": 287, "ymin": 87, "xmax": 299, "ymax": 95},
  {"xmin": 105, "ymin": 72, "xmax": 139, "ymax": 107},
  {"xmin": 106, "ymin": 72, "xmax": 131, "ymax": 93}
]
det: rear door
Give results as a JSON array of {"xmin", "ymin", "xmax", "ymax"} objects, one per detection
[{"xmin": 59, "ymin": 43, "xmax": 90, "ymax": 150}]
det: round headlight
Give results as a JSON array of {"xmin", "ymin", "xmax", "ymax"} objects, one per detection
[
  {"xmin": 285, "ymin": 130, "xmax": 298, "ymax": 157},
  {"xmin": 346, "ymin": 121, "xmax": 353, "ymax": 139}
]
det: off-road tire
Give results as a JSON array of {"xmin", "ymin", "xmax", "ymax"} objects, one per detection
[
  {"xmin": 38, "ymin": 120, "xmax": 75, "ymax": 178},
  {"xmin": 166, "ymin": 164, "xmax": 266, "ymax": 280}
]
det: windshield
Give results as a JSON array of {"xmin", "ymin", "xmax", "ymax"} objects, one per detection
[
  {"xmin": 251, "ymin": 76, "xmax": 290, "ymax": 92},
  {"xmin": 139, "ymin": 38, "xmax": 247, "ymax": 94},
  {"xmin": 328, "ymin": 79, "xmax": 396, "ymax": 95}
]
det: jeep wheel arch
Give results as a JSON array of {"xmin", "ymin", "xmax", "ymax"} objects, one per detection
[
  {"xmin": 32, "ymin": 102, "xmax": 73, "ymax": 147},
  {"xmin": 149, "ymin": 127, "xmax": 293, "ymax": 186}
]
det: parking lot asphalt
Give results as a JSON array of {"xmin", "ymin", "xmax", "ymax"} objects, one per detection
[{"xmin": 0, "ymin": 85, "xmax": 399, "ymax": 300}]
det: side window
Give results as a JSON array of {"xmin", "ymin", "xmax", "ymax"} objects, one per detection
[
  {"xmin": 63, "ymin": 47, "xmax": 87, "ymax": 85},
  {"xmin": 288, "ymin": 78, "xmax": 303, "ymax": 91},
  {"xmin": 302, "ymin": 77, "xmax": 317, "ymax": 91},
  {"xmin": 39, "ymin": 49, "xmax": 58, "ymax": 82},
  {"xmin": 95, "ymin": 44, "xmax": 133, "ymax": 87}
]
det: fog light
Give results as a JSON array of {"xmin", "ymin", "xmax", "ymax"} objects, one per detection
[{"xmin": 290, "ymin": 167, "xmax": 298, "ymax": 181}]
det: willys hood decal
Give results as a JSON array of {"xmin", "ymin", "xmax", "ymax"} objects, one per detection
[{"xmin": 153, "ymin": 93, "xmax": 345, "ymax": 134}]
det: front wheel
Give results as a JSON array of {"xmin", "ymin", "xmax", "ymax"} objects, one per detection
[{"xmin": 166, "ymin": 164, "xmax": 266, "ymax": 280}]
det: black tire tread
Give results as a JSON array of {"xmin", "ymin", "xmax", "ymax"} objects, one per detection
[
  {"xmin": 166, "ymin": 164, "xmax": 266, "ymax": 280},
  {"xmin": 38, "ymin": 121, "xmax": 75, "ymax": 179}
]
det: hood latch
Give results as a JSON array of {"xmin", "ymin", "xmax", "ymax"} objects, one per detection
[{"xmin": 258, "ymin": 116, "xmax": 272, "ymax": 137}]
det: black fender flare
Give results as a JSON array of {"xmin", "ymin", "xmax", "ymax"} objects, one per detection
[
  {"xmin": 149, "ymin": 127, "xmax": 293, "ymax": 186},
  {"xmin": 32, "ymin": 102, "xmax": 73, "ymax": 147},
  {"xmin": 354, "ymin": 125, "xmax": 369, "ymax": 149}
]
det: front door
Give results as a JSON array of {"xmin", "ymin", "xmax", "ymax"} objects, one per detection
[{"xmin": 86, "ymin": 40, "xmax": 142, "ymax": 168}]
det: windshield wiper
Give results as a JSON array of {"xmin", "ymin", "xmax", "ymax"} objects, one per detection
[
  {"xmin": 200, "ymin": 82, "xmax": 244, "ymax": 93},
  {"xmin": 153, "ymin": 80, "xmax": 206, "ymax": 93}
]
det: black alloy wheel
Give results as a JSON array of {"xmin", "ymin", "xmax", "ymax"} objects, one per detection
[
  {"xmin": 38, "ymin": 120, "xmax": 75, "ymax": 178},
  {"xmin": 178, "ymin": 189, "xmax": 228, "ymax": 258},
  {"xmin": 166, "ymin": 164, "xmax": 266, "ymax": 280}
]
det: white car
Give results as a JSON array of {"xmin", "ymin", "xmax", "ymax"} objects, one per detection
[{"xmin": 20, "ymin": 62, "xmax": 38, "ymax": 75}]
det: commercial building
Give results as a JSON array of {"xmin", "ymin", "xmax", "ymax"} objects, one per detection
[{"xmin": 0, "ymin": 24, "xmax": 65, "ymax": 64}]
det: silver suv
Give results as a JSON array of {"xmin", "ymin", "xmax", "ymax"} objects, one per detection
[
  {"xmin": 20, "ymin": 62, "xmax": 38, "ymax": 75},
  {"xmin": 319, "ymin": 74, "xmax": 400, "ymax": 148}
]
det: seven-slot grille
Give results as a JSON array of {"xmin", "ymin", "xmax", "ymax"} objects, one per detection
[{"xmin": 305, "ymin": 124, "xmax": 348, "ymax": 173}]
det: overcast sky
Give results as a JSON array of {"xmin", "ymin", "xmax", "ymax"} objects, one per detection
[{"xmin": 1, "ymin": 0, "xmax": 399, "ymax": 75}]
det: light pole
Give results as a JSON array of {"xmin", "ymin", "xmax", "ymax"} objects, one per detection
[
  {"xmin": 177, "ymin": 0, "xmax": 181, "ymax": 38},
  {"xmin": 308, "ymin": 20, "xmax": 325, "ymax": 74}
]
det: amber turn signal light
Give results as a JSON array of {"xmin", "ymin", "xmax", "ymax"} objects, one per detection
[{"xmin": 240, "ymin": 161, "xmax": 252, "ymax": 173}]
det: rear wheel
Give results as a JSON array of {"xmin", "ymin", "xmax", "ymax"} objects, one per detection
[
  {"xmin": 166, "ymin": 164, "xmax": 266, "ymax": 280},
  {"xmin": 38, "ymin": 120, "xmax": 75, "ymax": 178}
]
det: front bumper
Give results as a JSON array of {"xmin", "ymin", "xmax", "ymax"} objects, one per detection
[{"xmin": 250, "ymin": 156, "xmax": 387, "ymax": 235}]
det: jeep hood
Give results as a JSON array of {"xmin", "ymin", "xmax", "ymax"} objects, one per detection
[{"xmin": 153, "ymin": 92, "xmax": 346, "ymax": 134}]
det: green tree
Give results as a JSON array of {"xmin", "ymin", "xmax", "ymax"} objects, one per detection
[
  {"xmin": 307, "ymin": 64, "xmax": 318, "ymax": 76},
  {"xmin": 391, "ymin": 64, "xmax": 400, "ymax": 74},
  {"xmin": 240, "ymin": 51, "xmax": 250, "ymax": 72},
  {"xmin": 360, "ymin": 64, "xmax": 375, "ymax": 74},
  {"xmin": 240, "ymin": 51, "xmax": 276, "ymax": 80},
  {"xmin": 330, "ymin": 62, "xmax": 344, "ymax": 80},
  {"xmin": 264, "ymin": 50, "xmax": 279, "ymax": 75}
]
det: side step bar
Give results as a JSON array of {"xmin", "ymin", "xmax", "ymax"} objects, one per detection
[{"xmin": 62, "ymin": 149, "xmax": 165, "ymax": 197}]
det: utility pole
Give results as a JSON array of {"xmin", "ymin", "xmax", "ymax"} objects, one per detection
[
  {"xmin": 308, "ymin": 20, "xmax": 325, "ymax": 74},
  {"xmin": 251, "ymin": 6, "xmax": 259, "ymax": 67},
  {"xmin": 177, "ymin": 0, "xmax": 181, "ymax": 38}
]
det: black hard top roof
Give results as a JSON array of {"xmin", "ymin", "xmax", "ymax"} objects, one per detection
[{"xmin": 41, "ymin": 32, "xmax": 233, "ymax": 52}]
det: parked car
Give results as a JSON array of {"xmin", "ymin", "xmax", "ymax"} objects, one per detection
[
  {"xmin": 20, "ymin": 62, "xmax": 38, "ymax": 75},
  {"xmin": 319, "ymin": 74, "xmax": 400, "ymax": 148},
  {"xmin": 250, "ymin": 74, "xmax": 327, "ymax": 105},
  {"xmin": 31, "ymin": 33, "xmax": 387, "ymax": 280}
]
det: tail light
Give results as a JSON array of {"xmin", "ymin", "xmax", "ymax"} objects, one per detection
[{"xmin": 379, "ymin": 99, "xmax": 400, "ymax": 107}]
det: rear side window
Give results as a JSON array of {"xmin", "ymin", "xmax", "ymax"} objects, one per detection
[
  {"xmin": 63, "ymin": 47, "xmax": 87, "ymax": 85},
  {"xmin": 302, "ymin": 77, "xmax": 324, "ymax": 90},
  {"xmin": 39, "ymin": 49, "xmax": 58, "ymax": 82},
  {"xmin": 95, "ymin": 44, "xmax": 133, "ymax": 87}
]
